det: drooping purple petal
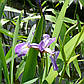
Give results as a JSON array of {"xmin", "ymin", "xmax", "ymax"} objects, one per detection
[
  {"xmin": 54, "ymin": 51, "xmax": 60, "ymax": 61},
  {"xmin": 50, "ymin": 56, "xmax": 58, "ymax": 70},
  {"xmin": 15, "ymin": 42, "xmax": 29, "ymax": 57}
]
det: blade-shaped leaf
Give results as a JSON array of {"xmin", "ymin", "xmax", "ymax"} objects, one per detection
[
  {"xmin": 23, "ymin": 78, "xmax": 38, "ymax": 84},
  {"xmin": 51, "ymin": 0, "xmax": 69, "ymax": 49},
  {"xmin": 0, "ymin": 38, "xmax": 10, "ymax": 84},
  {"xmin": 0, "ymin": 57, "xmax": 2, "ymax": 83},
  {"xmin": 73, "ymin": 58, "xmax": 81, "ymax": 78},
  {"xmin": 45, "ymin": 67, "xmax": 58, "ymax": 84},
  {"xmin": 79, "ymin": 78, "xmax": 84, "ymax": 84},
  {"xmin": 67, "ymin": 54, "xmax": 80, "ymax": 65},
  {"xmin": 0, "ymin": 0, "xmax": 7, "ymax": 20},
  {"xmin": 80, "ymin": 0, "xmax": 84, "ymax": 7},
  {"xmin": 11, "ymin": 12, "xmax": 22, "ymax": 84},
  {"xmin": 21, "ymin": 16, "xmax": 44, "ymax": 83},
  {"xmin": 16, "ymin": 61, "xmax": 26, "ymax": 80}
]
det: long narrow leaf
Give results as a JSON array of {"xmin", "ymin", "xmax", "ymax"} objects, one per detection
[
  {"xmin": 46, "ymin": 0, "xmax": 69, "ymax": 83},
  {"xmin": 0, "ymin": 0, "xmax": 7, "ymax": 20},
  {"xmin": 23, "ymin": 78, "xmax": 38, "ymax": 84},
  {"xmin": 0, "ymin": 38, "xmax": 10, "ymax": 84},
  {"xmin": 11, "ymin": 12, "xmax": 22, "ymax": 84},
  {"xmin": 21, "ymin": 16, "xmax": 44, "ymax": 83},
  {"xmin": 51, "ymin": 0, "xmax": 69, "ymax": 49}
]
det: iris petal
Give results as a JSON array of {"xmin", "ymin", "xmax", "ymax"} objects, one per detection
[
  {"xmin": 50, "ymin": 56, "xmax": 58, "ymax": 70},
  {"xmin": 49, "ymin": 51, "xmax": 59, "ymax": 70},
  {"xmin": 43, "ymin": 34, "xmax": 50, "ymax": 39},
  {"xmin": 15, "ymin": 42, "xmax": 29, "ymax": 57},
  {"xmin": 47, "ymin": 37, "xmax": 56, "ymax": 47},
  {"xmin": 30, "ymin": 43, "xmax": 39, "ymax": 49},
  {"xmin": 38, "ymin": 40, "xmax": 45, "ymax": 52}
]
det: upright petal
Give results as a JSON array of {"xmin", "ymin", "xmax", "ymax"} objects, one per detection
[
  {"xmin": 47, "ymin": 37, "xmax": 56, "ymax": 47},
  {"xmin": 43, "ymin": 34, "xmax": 50, "ymax": 39},
  {"xmin": 38, "ymin": 40, "xmax": 45, "ymax": 52}
]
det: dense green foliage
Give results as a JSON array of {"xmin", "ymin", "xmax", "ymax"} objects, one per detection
[{"xmin": 0, "ymin": 0, "xmax": 84, "ymax": 84}]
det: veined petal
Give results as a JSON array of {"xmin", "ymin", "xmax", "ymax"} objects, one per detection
[
  {"xmin": 47, "ymin": 37, "xmax": 56, "ymax": 47},
  {"xmin": 15, "ymin": 42, "xmax": 29, "ymax": 57},
  {"xmin": 50, "ymin": 56, "xmax": 58, "ymax": 70},
  {"xmin": 38, "ymin": 40, "xmax": 45, "ymax": 52}
]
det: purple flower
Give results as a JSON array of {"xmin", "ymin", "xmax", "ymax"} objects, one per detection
[{"xmin": 15, "ymin": 34, "xmax": 59, "ymax": 70}]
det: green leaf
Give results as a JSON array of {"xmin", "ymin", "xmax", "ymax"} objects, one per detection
[
  {"xmin": 1, "ymin": 19, "xmax": 10, "ymax": 25},
  {"xmin": 67, "ymin": 54, "xmax": 80, "ymax": 65},
  {"xmin": 46, "ymin": 0, "xmax": 69, "ymax": 83},
  {"xmin": 4, "ymin": 6, "xmax": 21, "ymax": 13},
  {"xmin": 0, "ymin": 28, "xmax": 27, "ymax": 41},
  {"xmin": 0, "ymin": 28, "xmax": 13, "ymax": 38},
  {"xmin": 45, "ymin": 15, "xmax": 56, "ymax": 23},
  {"xmin": 81, "ymin": 41, "xmax": 84, "ymax": 57},
  {"xmin": 5, "ymin": 48, "xmax": 12, "ymax": 60},
  {"xmin": 58, "ymin": 26, "xmax": 84, "ymax": 78},
  {"xmin": 46, "ymin": 9, "xmax": 84, "ymax": 24},
  {"xmin": 21, "ymin": 16, "xmax": 44, "ymax": 83},
  {"xmin": 51, "ymin": 0, "xmax": 69, "ymax": 49},
  {"xmin": 66, "ymin": 64, "xmax": 70, "ymax": 77},
  {"xmin": 11, "ymin": 12, "xmax": 22, "ymax": 84},
  {"xmin": 79, "ymin": 78, "xmax": 84, "ymax": 84},
  {"xmin": 15, "ymin": 23, "xmax": 37, "ymax": 80},
  {"xmin": 73, "ymin": 58, "xmax": 81, "ymax": 78},
  {"xmin": 16, "ymin": 61, "xmax": 26, "ymax": 80},
  {"xmin": 23, "ymin": 78, "xmax": 38, "ymax": 84},
  {"xmin": 0, "ymin": 58, "xmax": 2, "ymax": 83},
  {"xmin": 66, "ymin": 54, "xmax": 81, "ymax": 78},
  {"xmin": 27, "ymin": 24, "xmax": 36, "ymax": 42},
  {"xmin": 22, "ymin": 15, "xmax": 40, "ymax": 22},
  {"xmin": 45, "ymin": 67, "xmax": 58, "ymax": 84},
  {"xmin": 80, "ymin": 0, "xmax": 84, "ymax": 7},
  {"xmin": 64, "ymin": 26, "xmax": 84, "ymax": 60},
  {"xmin": 0, "ymin": 38, "xmax": 10, "ymax": 84},
  {"xmin": 60, "ymin": 23, "xmax": 67, "ymax": 42},
  {"xmin": 0, "ymin": 0, "xmax": 7, "ymax": 20}
]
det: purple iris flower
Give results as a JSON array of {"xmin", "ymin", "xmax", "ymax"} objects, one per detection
[{"xmin": 15, "ymin": 34, "xmax": 59, "ymax": 70}]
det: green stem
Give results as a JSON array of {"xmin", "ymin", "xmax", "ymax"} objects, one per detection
[
  {"xmin": 59, "ymin": 24, "xmax": 78, "ymax": 83},
  {"xmin": 67, "ymin": 26, "xmax": 84, "ymax": 62},
  {"xmin": 59, "ymin": 62, "xmax": 66, "ymax": 84},
  {"xmin": 0, "ymin": 59, "xmax": 2, "ymax": 83}
]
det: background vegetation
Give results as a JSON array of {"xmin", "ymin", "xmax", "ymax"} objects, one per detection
[{"xmin": 0, "ymin": 0, "xmax": 84, "ymax": 84}]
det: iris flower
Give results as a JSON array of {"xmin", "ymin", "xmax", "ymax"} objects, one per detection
[{"xmin": 15, "ymin": 34, "xmax": 59, "ymax": 70}]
